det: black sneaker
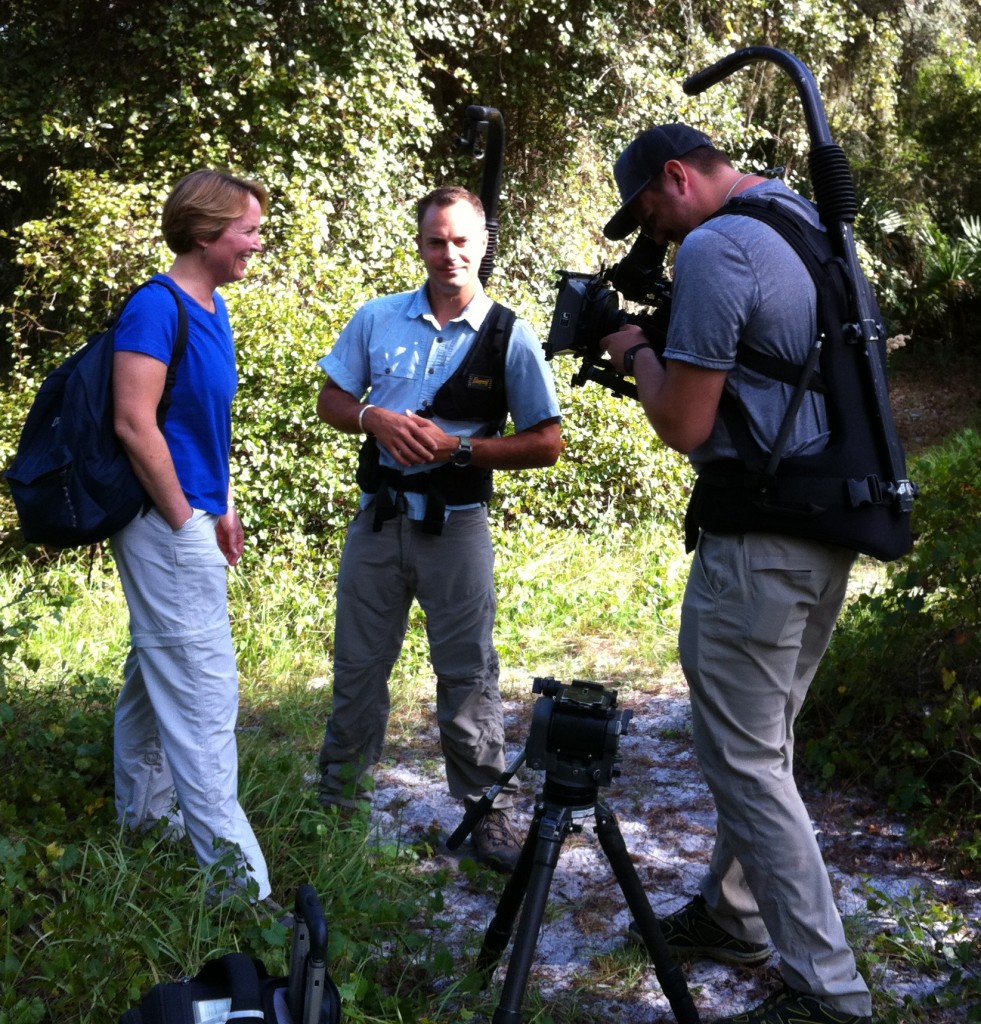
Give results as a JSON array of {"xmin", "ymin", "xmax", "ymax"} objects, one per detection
[
  {"xmin": 471, "ymin": 808, "xmax": 523, "ymax": 873},
  {"xmin": 708, "ymin": 985, "xmax": 871, "ymax": 1023},
  {"xmin": 628, "ymin": 894, "xmax": 771, "ymax": 967}
]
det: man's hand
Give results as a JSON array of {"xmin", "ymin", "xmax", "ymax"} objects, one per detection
[
  {"xmin": 601, "ymin": 326, "xmax": 728, "ymax": 454},
  {"xmin": 365, "ymin": 407, "xmax": 450, "ymax": 467},
  {"xmin": 217, "ymin": 508, "xmax": 245, "ymax": 566},
  {"xmin": 601, "ymin": 324, "xmax": 650, "ymax": 375}
]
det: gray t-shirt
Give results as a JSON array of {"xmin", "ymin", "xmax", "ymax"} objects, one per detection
[{"xmin": 664, "ymin": 179, "xmax": 830, "ymax": 467}]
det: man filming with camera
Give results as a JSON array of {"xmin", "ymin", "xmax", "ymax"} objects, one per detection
[{"xmin": 600, "ymin": 124, "xmax": 872, "ymax": 1024}]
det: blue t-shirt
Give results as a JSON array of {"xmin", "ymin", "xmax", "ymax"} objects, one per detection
[
  {"xmin": 319, "ymin": 283, "xmax": 561, "ymax": 519},
  {"xmin": 113, "ymin": 274, "xmax": 237, "ymax": 514},
  {"xmin": 664, "ymin": 180, "xmax": 830, "ymax": 467}
]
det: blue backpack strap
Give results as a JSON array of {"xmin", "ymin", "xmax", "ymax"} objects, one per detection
[
  {"xmin": 141, "ymin": 277, "xmax": 189, "ymax": 428},
  {"xmin": 109, "ymin": 277, "xmax": 189, "ymax": 429}
]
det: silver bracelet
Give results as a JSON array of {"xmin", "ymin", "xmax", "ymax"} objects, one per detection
[{"xmin": 357, "ymin": 403, "xmax": 376, "ymax": 434}]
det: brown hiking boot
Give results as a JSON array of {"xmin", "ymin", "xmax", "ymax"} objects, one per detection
[{"xmin": 471, "ymin": 808, "xmax": 523, "ymax": 873}]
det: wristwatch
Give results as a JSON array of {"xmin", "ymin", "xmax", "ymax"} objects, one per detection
[
  {"xmin": 623, "ymin": 341, "xmax": 651, "ymax": 376},
  {"xmin": 452, "ymin": 436, "xmax": 473, "ymax": 467}
]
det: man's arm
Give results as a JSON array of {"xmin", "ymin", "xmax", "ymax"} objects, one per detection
[
  {"xmin": 317, "ymin": 378, "xmax": 562, "ymax": 470},
  {"xmin": 317, "ymin": 378, "xmax": 442, "ymax": 468},
  {"xmin": 458, "ymin": 418, "xmax": 562, "ymax": 469},
  {"xmin": 603, "ymin": 326, "xmax": 727, "ymax": 454}
]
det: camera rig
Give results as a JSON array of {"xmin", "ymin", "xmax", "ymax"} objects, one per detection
[
  {"xmin": 544, "ymin": 165, "xmax": 785, "ymax": 401},
  {"xmin": 544, "ymin": 233, "xmax": 674, "ymax": 400},
  {"xmin": 543, "ymin": 45, "xmax": 915, "ymax": 516}
]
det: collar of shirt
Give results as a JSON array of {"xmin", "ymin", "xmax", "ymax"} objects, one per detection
[{"xmin": 409, "ymin": 281, "xmax": 492, "ymax": 332}]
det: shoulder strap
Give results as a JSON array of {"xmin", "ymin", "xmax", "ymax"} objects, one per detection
[
  {"xmin": 709, "ymin": 197, "xmax": 846, "ymax": 476},
  {"xmin": 140, "ymin": 278, "xmax": 189, "ymax": 429}
]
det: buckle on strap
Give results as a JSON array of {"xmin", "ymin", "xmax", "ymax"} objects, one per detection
[
  {"xmin": 369, "ymin": 469, "xmax": 446, "ymax": 536},
  {"xmin": 847, "ymin": 475, "xmax": 883, "ymax": 507}
]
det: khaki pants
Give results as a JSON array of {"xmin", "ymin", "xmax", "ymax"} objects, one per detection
[
  {"xmin": 679, "ymin": 530, "xmax": 871, "ymax": 1017},
  {"xmin": 318, "ymin": 502, "xmax": 513, "ymax": 810}
]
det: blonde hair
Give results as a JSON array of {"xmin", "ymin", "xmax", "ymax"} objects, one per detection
[{"xmin": 161, "ymin": 170, "xmax": 268, "ymax": 254}]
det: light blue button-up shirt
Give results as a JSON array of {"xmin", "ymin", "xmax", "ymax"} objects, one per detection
[{"xmin": 319, "ymin": 283, "xmax": 561, "ymax": 519}]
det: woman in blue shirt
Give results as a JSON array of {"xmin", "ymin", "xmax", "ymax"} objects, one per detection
[{"xmin": 111, "ymin": 169, "xmax": 277, "ymax": 910}]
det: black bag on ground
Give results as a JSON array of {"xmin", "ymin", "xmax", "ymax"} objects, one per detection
[
  {"xmin": 119, "ymin": 885, "xmax": 341, "ymax": 1024},
  {"xmin": 4, "ymin": 278, "xmax": 188, "ymax": 548}
]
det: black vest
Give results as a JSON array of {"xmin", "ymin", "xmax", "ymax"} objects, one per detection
[
  {"xmin": 356, "ymin": 302, "xmax": 516, "ymax": 534},
  {"xmin": 685, "ymin": 197, "xmax": 915, "ymax": 562}
]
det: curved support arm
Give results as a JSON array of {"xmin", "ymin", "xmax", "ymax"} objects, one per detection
[
  {"xmin": 457, "ymin": 105, "xmax": 505, "ymax": 284},
  {"xmin": 684, "ymin": 46, "xmax": 833, "ymax": 146}
]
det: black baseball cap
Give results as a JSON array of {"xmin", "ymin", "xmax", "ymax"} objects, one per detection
[{"xmin": 603, "ymin": 124, "xmax": 715, "ymax": 240}]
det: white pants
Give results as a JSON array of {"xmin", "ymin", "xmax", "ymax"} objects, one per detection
[{"xmin": 111, "ymin": 507, "xmax": 270, "ymax": 899}]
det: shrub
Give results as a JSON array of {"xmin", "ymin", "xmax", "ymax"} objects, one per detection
[{"xmin": 802, "ymin": 428, "xmax": 981, "ymax": 870}]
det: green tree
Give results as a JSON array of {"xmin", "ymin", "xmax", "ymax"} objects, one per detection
[{"xmin": 3, "ymin": 0, "xmax": 981, "ymax": 556}]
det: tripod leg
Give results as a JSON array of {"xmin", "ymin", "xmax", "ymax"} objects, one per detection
[
  {"xmin": 492, "ymin": 804, "xmax": 572, "ymax": 1024},
  {"xmin": 447, "ymin": 747, "xmax": 526, "ymax": 851},
  {"xmin": 594, "ymin": 801, "xmax": 701, "ymax": 1024},
  {"xmin": 476, "ymin": 804, "xmax": 543, "ymax": 977}
]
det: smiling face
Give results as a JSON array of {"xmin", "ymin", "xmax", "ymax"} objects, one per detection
[
  {"xmin": 202, "ymin": 193, "xmax": 264, "ymax": 287},
  {"xmin": 416, "ymin": 199, "xmax": 488, "ymax": 307}
]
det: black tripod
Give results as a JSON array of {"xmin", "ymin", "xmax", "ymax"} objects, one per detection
[
  {"xmin": 448, "ymin": 678, "xmax": 700, "ymax": 1021},
  {"xmin": 471, "ymin": 773, "xmax": 700, "ymax": 1024}
]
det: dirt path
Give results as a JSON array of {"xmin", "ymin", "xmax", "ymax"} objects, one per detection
[
  {"xmin": 888, "ymin": 349, "xmax": 981, "ymax": 455},
  {"xmin": 367, "ymin": 680, "xmax": 979, "ymax": 1022}
]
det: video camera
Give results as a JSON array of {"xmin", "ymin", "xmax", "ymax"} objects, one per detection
[{"xmin": 543, "ymin": 232, "xmax": 674, "ymax": 400}]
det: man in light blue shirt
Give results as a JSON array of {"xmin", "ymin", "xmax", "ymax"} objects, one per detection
[{"xmin": 315, "ymin": 186, "xmax": 562, "ymax": 871}]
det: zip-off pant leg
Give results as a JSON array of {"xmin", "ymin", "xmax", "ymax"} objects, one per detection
[
  {"xmin": 318, "ymin": 506, "xmax": 412, "ymax": 806},
  {"xmin": 678, "ymin": 531, "xmax": 870, "ymax": 1017},
  {"xmin": 320, "ymin": 505, "xmax": 511, "ymax": 809},
  {"xmin": 111, "ymin": 508, "xmax": 270, "ymax": 900},
  {"xmin": 416, "ymin": 508, "xmax": 511, "ymax": 807}
]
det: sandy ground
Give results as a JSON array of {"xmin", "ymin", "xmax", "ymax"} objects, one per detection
[{"xmin": 358, "ymin": 677, "xmax": 980, "ymax": 1023}]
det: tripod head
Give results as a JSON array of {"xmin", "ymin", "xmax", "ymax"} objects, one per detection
[
  {"xmin": 446, "ymin": 676, "xmax": 633, "ymax": 850},
  {"xmin": 526, "ymin": 677, "xmax": 633, "ymax": 805}
]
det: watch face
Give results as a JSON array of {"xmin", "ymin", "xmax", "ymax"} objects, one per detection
[{"xmin": 453, "ymin": 437, "xmax": 473, "ymax": 465}]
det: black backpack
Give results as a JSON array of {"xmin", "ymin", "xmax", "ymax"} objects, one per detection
[
  {"xmin": 120, "ymin": 886, "xmax": 342, "ymax": 1024},
  {"xmin": 5, "ymin": 278, "xmax": 188, "ymax": 548},
  {"xmin": 118, "ymin": 950, "xmax": 342, "ymax": 1024},
  {"xmin": 686, "ymin": 196, "xmax": 915, "ymax": 562}
]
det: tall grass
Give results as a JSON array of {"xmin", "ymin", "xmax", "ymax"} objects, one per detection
[
  {"xmin": 4, "ymin": 498, "xmax": 979, "ymax": 1020},
  {"xmin": 0, "ymin": 518, "xmax": 688, "ymax": 1022}
]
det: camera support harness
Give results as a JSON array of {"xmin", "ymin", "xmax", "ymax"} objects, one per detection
[
  {"xmin": 457, "ymin": 104, "xmax": 506, "ymax": 285},
  {"xmin": 683, "ymin": 46, "xmax": 917, "ymax": 516}
]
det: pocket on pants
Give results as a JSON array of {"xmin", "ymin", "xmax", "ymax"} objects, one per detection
[
  {"xmin": 174, "ymin": 510, "xmax": 228, "ymax": 567},
  {"xmin": 170, "ymin": 511, "xmax": 230, "ymax": 628}
]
